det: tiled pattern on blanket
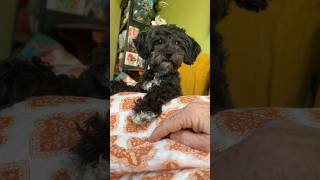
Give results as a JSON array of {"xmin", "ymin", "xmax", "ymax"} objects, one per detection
[
  {"xmin": 0, "ymin": 96, "xmax": 105, "ymax": 180},
  {"xmin": 110, "ymin": 93, "xmax": 211, "ymax": 180}
]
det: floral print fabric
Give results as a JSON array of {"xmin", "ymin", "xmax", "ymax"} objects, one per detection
[{"xmin": 110, "ymin": 93, "xmax": 210, "ymax": 179}]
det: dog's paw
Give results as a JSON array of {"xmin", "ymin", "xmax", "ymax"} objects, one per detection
[{"xmin": 132, "ymin": 111, "xmax": 157, "ymax": 124}]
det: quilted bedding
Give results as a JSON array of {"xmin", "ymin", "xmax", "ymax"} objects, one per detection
[
  {"xmin": 3, "ymin": 93, "xmax": 320, "ymax": 179},
  {"xmin": 0, "ymin": 96, "xmax": 105, "ymax": 180},
  {"xmin": 110, "ymin": 92, "xmax": 211, "ymax": 180}
]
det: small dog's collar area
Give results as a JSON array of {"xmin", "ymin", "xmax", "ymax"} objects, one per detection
[
  {"xmin": 141, "ymin": 76, "xmax": 162, "ymax": 91},
  {"xmin": 154, "ymin": 73, "xmax": 161, "ymax": 78}
]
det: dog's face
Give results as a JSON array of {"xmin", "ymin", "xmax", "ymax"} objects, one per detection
[{"xmin": 134, "ymin": 24, "xmax": 201, "ymax": 75}]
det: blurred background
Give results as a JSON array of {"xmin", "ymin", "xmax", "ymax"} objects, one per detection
[
  {"xmin": 0, "ymin": 0, "xmax": 108, "ymax": 65},
  {"xmin": 218, "ymin": 0, "xmax": 320, "ymax": 108},
  {"xmin": 0, "ymin": 1, "xmax": 109, "ymax": 179}
]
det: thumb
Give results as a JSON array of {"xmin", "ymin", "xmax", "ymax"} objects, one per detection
[{"xmin": 169, "ymin": 130, "xmax": 210, "ymax": 152}]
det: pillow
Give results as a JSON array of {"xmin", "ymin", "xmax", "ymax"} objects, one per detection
[
  {"xmin": 110, "ymin": 92, "xmax": 210, "ymax": 179},
  {"xmin": 17, "ymin": 33, "xmax": 88, "ymax": 77},
  {"xmin": 40, "ymin": 48, "xmax": 88, "ymax": 77}
]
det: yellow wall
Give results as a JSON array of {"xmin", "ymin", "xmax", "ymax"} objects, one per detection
[
  {"xmin": 159, "ymin": 0, "xmax": 210, "ymax": 53},
  {"xmin": 110, "ymin": 0, "xmax": 122, "ymax": 79},
  {"xmin": 218, "ymin": 0, "xmax": 320, "ymax": 107}
]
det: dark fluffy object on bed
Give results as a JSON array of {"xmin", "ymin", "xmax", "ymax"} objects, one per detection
[
  {"xmin": 70, "ymin": 112, "xmax": 107, "ymax": 168},
  {"xmin": 0, "ymin": 52, "xmax": 108, "ymax": 109},
  {"xmin": 69, "ymin": 42, "xmax": 108, "ymax": 178},
  {"xmin": 111, "ymin": 24, "xmax": 201, "ymax": 124},
  {"xmin": 212, "ymin": 0, "xmax": 268, "ymax": 114},
  {"xmin": 79, "ymin": 41, "xmax": 109, "ymax": 99},
  {"xmin": 0, "ymin": 57, "xmax": 85, "ymax": 109}
]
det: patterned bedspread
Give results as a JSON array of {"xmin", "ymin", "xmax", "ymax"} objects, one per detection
[
  {"xmin": 2, "ymin": 93, "xmax": 320, "ymax": 179},
  {"xmin": 213, "ymin": 108, "xmax": 320, "ymax": 156},
  {"xmin": 110, "ymin": 92, "xmax": 210, "ymax": 180},
  {"xmin": 0, "ymin": 96, "xmax": 105, "ymax": 180}
]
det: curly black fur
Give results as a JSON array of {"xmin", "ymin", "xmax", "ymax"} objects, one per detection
[
  {"xmin": 70, "ymin": 112, "xmax": 108, "ymax": 168},
  {"xmin": 79, "ymin": 41, "xmax": 109, "ymax": 99},
  {"xmin": 212, "ymin": 0, "xmax": 268, "ymax": 114},
  {"xmin": 69, "ymin": 43, "xmax": 109, "ymax": 178},
  {"xmin": 0, "ymin": 47, "xmax": 108, "ymax": 110},
  {"xmin": 0, "ymin": 57, "xmax": 83, "ymax": 109},
  {"xmin": 111, "ymin": 24, "xmax": 201, "ymax": 124}
]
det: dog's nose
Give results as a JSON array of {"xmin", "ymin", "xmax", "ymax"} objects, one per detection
[{"xmin": 165, "ymin": 53, "xmax": 172, "ymax": 58}]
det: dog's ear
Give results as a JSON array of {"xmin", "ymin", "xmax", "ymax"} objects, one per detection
[
  {"xmin": 183, "ymin": 36, "xmax": 201, "ymax": 65},
  {"xmin": 133, "ymin": 31, "xmax": 150, "ymax": 59},
  {"xmin": 234, "ymin": 0, "xmax": 268, "ymax": 12}
]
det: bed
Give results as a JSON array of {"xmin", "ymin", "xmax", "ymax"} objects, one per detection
[
  {"xmin": 110, "ymin": 93, "xmax": 210, "ymax": 179},
  {"xmin": 0, "ymin": 34, "xmax": 107, "ymax": 179},
  {"xmin": 0, "ymin": 95, "xmax": 106, "ymax": 179},
  {"xmin": 110, "ymin": 100, "xmax": 320, "ymax": 179}
]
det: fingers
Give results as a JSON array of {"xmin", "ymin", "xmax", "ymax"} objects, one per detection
[
  {"xmin": 148, "ymin": 112, "xmax": 188, "ymax": 142},
  {"xmin": 169, "ymin": 130, "xmax": 210, "ymax": 152},
  {"xmin": 148, "ymin": 100, "xmax": 210, "ymax": 142}
]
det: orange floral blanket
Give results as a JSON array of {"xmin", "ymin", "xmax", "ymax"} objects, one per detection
[
  {"xmin": 110, "ymin": 92, "xmax": 210, "ymax": 179},
  {"xmin": 0, "ymin": 96, "xmax": 105, "ymax": 179}
]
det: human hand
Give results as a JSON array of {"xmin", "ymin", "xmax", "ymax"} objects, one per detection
[{"xmin": 148, "ymin": 100, "xmax": 210, "ymax": 152}]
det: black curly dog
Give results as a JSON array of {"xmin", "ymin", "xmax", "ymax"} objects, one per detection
[
  {"xmin": 111, "ymin": 24, "xmax": 201, "ymax": 124},
  {"xmin": 212, "ymin": 0, "xmax": 268, "ymax": 114}
]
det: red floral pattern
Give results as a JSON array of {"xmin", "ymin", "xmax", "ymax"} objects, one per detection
[
  {"xmin": 25, "ymin": 96, "xmax": 88, "ymax": 108},
  {"xmin": 111, "ymin": 93, "xmax": 210, "ymax": 179},
  {"xmin": 0, "ymin": 116, "xmax": 13, "ymax": 144},
  {"xmin": 31, "ymin": 111, "xmax": 102, "ymax": 158},
  {"xmin": 50, "ymin": 169, "xmax": 71, "ymax": 180},
  {"xmin": 216, "ymin": 108, "xmax": 286, "ymax": 137},
  {"xmin": 120, "ymin": 97, "xmax": 140, "ymax": 111},
  {"xmin": 0, "ymin": 161, "xmax": 29, "ymax": 180}
]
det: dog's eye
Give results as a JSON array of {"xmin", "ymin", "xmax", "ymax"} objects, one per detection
[{"xmin": 175, "ymin": 41, "xmax": 179, "ymax": 45}]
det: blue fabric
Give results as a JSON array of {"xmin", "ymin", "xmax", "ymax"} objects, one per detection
[{"xmin": 17, "ymin": 33, "xmax": 61, "ymax": 60}]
